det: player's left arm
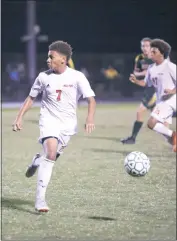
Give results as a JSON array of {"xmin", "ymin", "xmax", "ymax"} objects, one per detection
[
  {"xmin": 129, "ymin": 74, "xmax": 146, "ymax": 87},
  {"xmin": 77, "ymin": 73, "xmax": 96, "ymax": 133},
  {"xmin": 85, "ymin": 96, "xmax": 96, "ymax": 133},
  {"xmin": 130, "ymin": 65, "xmax": 152, "ymax": 87},
  {"xmin": 12, "ymin": 74, "xmax": 44, "ymax": 131}
]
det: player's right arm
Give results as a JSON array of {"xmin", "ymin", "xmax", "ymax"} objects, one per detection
[
  {"xmin": 12, "ymin": 74, "xmax": 43, "ymax": 131},
  {"xmin": 129, "ymin": 74, "xmax": 146, "ymax": 87},
  {"xmin": 133, "ymin": 54, "xmax": 147, "ymax": 77},
  {"xmin": 12, "ymin": 96, "xmax": 35, "ymax": 131},
  {"xmin": 130, "ymin": 66, "xmax": 152, "ymax": 87}
]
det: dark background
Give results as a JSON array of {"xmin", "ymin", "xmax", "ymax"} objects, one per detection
[{"xmin": 2, "ymin": 0, "xmax": 177, "ymax": 101}]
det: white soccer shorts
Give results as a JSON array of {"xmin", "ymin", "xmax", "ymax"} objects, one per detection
[
  {"xmin": 56, "ymin": 134, "xmax": 71, "ymax": 154},
  {"xmin": 151, "ymin": 94, "xmax": 176, "ymax": 124},
  {"xmin": 39, "ymin": 124, "xmax": 72, "ymax": 154}
]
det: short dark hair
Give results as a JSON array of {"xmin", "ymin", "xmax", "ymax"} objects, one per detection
[
  {"xmin": 151, "ymin": 39, "xmax": 171, "ymax": 59},
  {"xmin": 141, "ymin": 37, "xmax": 152, "ymax": 43},
  {"xmin": 49, "ymin": 40, "xmax": 72, "ymax": 61}
]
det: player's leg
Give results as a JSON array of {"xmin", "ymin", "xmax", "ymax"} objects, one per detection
[
  {"xmin": 121, "ymin": 88, "xmax": 156, "ymax": 144},
  {"xmin": 161, "ymin": 121, "xmax": 176, "ymax": 146},
  {"xmin": 25, "ymin": 136, "xmax": 58, "ymax": 178},
  {"xmin": 147, "ymin": 102, "xmax": 176, "ymax": 152},
  {"xmin": 35, "ymin": 135, "xmax": 71, "ymax": 212},
  {"xmin": 26, "ymin": 133, "xmax": 70, "ymax": 177},
  {"xmin": 56, "ymin": 134, "xmax": 71, "ymax": 158},
  {"xmin": 39, "ymin": 134, "xmax": 71, "ymax": 162},
  {"xmin": 29, "ymin": 134, "xmax": 71, "ymax": 212},
  {"xmin": 121, "ymin": 103, "xmax": 147, "ymax": 144},
  {"xmin": 35, "ymin": 137, "xmax": 58, "ymax": 212},
  {"xmin": 132, "ymin": 103, "xmax": 147, "ymax": 138}
]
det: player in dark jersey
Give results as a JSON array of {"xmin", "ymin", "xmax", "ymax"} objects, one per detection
[{"xmin": 121, "ymin": 37, "xmax": 156, "ymax": 144}]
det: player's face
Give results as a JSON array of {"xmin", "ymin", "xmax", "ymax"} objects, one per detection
[
  {"xmin": 47, "ymin": 51, "xmax": 66, "ymax": 71},
  {"xmin": 150, "ymin": 47, "xmax": 163, "ymax": 62},
  {"xmin": 141, "ymin": 41, "xmax": 151, "ymax": 55}
]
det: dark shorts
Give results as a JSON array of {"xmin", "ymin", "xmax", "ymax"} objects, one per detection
[{"xmin": 141, "ymin": 86, "xmax": 156, "ymax": 109}]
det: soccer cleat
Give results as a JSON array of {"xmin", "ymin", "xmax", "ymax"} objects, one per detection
[
  {"xmin": 120, "ymin": 136, "xmax": 136, "ymax": 144},
  {"xmin": 56, "ymin": 152, "xmax": 60, "ymax": 160},
  {"xmin": 172, "ymin": 131, "xmax": 176, "ymax": 152},
  {"xmin": 35, "ymin": 199, "xmax": 49, "ymax": 213},
  {"xmin": 25, "ymin": 153, "xmax": 41, "ymax": 178}
]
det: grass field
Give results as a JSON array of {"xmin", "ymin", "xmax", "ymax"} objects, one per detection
[{"xmin": 2, "ymin": 103, "xmax": 176, "ymax": 241}]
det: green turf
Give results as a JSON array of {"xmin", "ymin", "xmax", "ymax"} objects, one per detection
[{"xmin": 2, "ymin": 105, "xmax": 176, "ymax": 241}]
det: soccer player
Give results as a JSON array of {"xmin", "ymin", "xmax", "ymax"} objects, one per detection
[
  {"xmin": 12, "ymin": 41, "xmax": 96, "ymax": 212},
  {"xmin": 129, "ymin": 39, "xmax": 176, "ymax": 152},
  {"xmin": 121, "ymin": 37, "xmax": 155, "ymax": 144}
]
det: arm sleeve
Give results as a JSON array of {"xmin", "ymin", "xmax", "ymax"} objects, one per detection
[
  {"xmin": 29, "ymin": 74, "xmax": 44, "ymax": 98},
  {"xmin": 77, "ymin": 73, "xmax": 95, "ymax": 98}
]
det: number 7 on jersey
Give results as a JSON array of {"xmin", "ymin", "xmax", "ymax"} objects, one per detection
[{"xmin": 56, "ymin": 90, "xmax": 62, "ymax": 101}]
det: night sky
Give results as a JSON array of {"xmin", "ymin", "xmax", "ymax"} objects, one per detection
[{"xmin": 2, "ymin": 0, "xmax": 177, "ymax": 53}]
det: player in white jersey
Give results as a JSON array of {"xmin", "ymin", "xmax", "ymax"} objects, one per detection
[
  {"xmin": 12, "ymin": 41, "xmax": 96, "ymax": 212},
  {"xmin": 129, "ymin": 39, "xmax": 176, "ymax": 152}
]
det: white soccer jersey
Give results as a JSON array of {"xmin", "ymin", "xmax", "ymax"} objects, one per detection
[
  {"xmin": 29, "ymin": 67, "xmax": 95, "ymax": 137},
  {"xmin": 144, "ymin": 59, "xmax": 176, "ymax": 103}
]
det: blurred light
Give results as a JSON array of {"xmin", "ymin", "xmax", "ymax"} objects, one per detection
[
  {"xmin": 37, "ymin": 35, "xmax": 48, "ymax": 42},
  {"xmin": 34, "ymin": 25, "xmax": 40, "ymax": 34}
]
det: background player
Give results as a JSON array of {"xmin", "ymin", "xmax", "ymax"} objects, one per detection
[
  {"xmin": 129, "ymin": 39, "xmax": 176, "ymax": 152},
  {"xmin": 12, "ymin": 40, "xmax": 96, "ymax": 212},
  {"xmin": 121, "ymin": 37, "xmax": 155, "ymax": 144}
]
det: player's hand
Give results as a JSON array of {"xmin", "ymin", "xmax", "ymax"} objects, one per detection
[
  {"xmin": 129, "ymin": 74, "xmax": 137, "ymax": 84},
  {"xmin": 12, "ymin": 118, "xmax": 22, "ymax": 131},
  {"xmin": 85, "ymin": 118, "xmax": 95, "ymax": 134},
  {"xmin": 164, "ymin": 89, "xmax": 175, "ymax": 95}
]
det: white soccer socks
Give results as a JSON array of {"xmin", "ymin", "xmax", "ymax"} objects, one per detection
[
  {"xmin": 36, "ymin": 157, "xmax": 55, "ymax": 202},
  {"xmin": 153, "ymin": 123, "xmax": 173, "ymax": 137}
]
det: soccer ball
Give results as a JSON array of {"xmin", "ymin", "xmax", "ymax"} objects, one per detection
[{"xmin": 124, "ymin": 151, "xmax": 150, "ymax": 177}]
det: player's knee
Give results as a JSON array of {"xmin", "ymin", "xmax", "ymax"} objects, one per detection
[
  {"xmin": 46, "ymin": 152, "xmax": 57, "ymax": 161},
  {"xmin": 164, "ymin": 121, "xmax": 169, "ymax": 127},
  {"xmin": 136, "ymin": 109, "xmax": 144, "ymax": 121},
  {"xmin": 147, "ymin": 117, "xmax": 157, "ymax": 129},
  {"xmin": 137, "ymin": 110, "xmax": 143, "ymax": 118},
  {"xmin": 147, "ymin": 121, "xmax": 153, "ymax": 130}
]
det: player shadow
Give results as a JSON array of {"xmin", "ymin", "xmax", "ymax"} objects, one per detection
[
  {"xmin": 1, "ymin": 197, "xmax": 40, "ymax": 215},
  {"xmin": 96, "ymin": 124, "xmax": 128, "ymax": 129},
  {"xmin": 89, "ymin": 148, "xmax": 129, "ymax": 155},
  {"xmin": 78, "ymin": 135, "xmax": 122, "ymax": 142},
  {"xmin": 87, "ymin": 216, "xmax": 117, "ymax": 221},
  {"xmin": 89, "ymin": 148, "xmax": 173, "ymax": 158}
]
